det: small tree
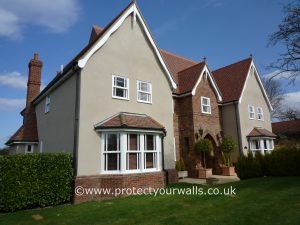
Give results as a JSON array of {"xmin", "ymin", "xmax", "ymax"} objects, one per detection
[
  {"xmin": 220, "ymin": 137, "xmax": 237, "ymax": 167},
  {"xmin": 194, "ymin": 139, "xmax": 213, "ymax": 169},
  {"xmin": 175, "ymin": 159, "xmax": 186, "ymax": 171}
]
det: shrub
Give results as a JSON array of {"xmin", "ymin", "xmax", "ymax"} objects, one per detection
[
  {"xmin": 220, "ymin": 136, "xmax": 237, "ymax": 167},
  {"xmin": 175, "ymin": 159, "xmax": 186, "ymax": 171},
  {"xmin": 235, "ymin": 147, "xmax": 300, "ymax": 179},
  {"xmin": 0, "ymin": 153, "xmax": 73, "ymax": 212},
  {"xmin": 194, "ymin": 139, "xmax": 213, "ymax": 168}
]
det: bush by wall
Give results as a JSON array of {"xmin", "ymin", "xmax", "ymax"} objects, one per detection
[
  {"xmin": 0, "ymin": 153, "xmax": 73, "ymax": 212},
  {"xmin": 235, "ymin": 148, "xmax": 300, "ymax": 179}
]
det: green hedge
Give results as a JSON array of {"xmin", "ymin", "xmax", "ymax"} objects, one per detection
[
  {"xmin": 0, "ymin": 153, "xmax": 73, "ymax": 212},
  {"xmin": 235, "ymin": 148, "xmax": 300, "ymax": 179}
]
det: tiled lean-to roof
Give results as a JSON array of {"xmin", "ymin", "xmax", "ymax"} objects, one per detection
[{"xmin": 247, "ymin": 128, "xmax": 277, "ymax": 138}]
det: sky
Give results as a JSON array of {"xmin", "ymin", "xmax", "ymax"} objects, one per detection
[{"xmin": 0, "ymin": 0, "xmax": 299, "ymax": 148}]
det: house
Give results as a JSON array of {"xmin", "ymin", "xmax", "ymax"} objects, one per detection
[
  {"xmin": 212, "ymin": 58, "xmax": 276, "ymax": 158},
  {"xmin": 272, "ymin": 120, "xmax": 300, "ymax": 146},
  {"xmin": 5, "ymin": 1, "xmax": 275, "ymax": 201}
]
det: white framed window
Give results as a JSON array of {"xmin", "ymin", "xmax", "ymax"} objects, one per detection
[
  {"xmin": 201, "ymin": 97, "xmax": 211, "ymax": 114},
  {"xmin": 137, "ymin": 80, "xmax": 152, "ymax": 103},
  {"xmin": 45, "ymin": 95, "xmax": 51, "ymax": 113},
  {"xmin": 25, "ymin": 145, "xmax": 33, "ymax": 154},
  {"xmin": 112, "ymin": 75, "xmax": 129, "ymax": 100},
  {"xmin": 257, "ymin": 107, "xmax": 264, "ymax": 120},
  {"xmin": 248, "ymin": 105, "xmax": 255, "ymax": 119},
  {"xmin": 101, "ymin": 132, "xmax": 161, "ymax": 174},
  {"xmin": 249, "ymin": 138, "xmax": 274, "ymax": 155}
]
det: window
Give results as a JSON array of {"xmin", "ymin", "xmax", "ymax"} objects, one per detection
[
  {"xmin": 257, "ymin": 107, "xmax": 264, "ymax": 120},
  {"xmin": 201, "ymin": 97, "xmax": 211, "ymax": 114},
  {"xmin": 249, "ymin": 138, "xmax": 274, "ymax": 155},
  {"xmin": 137, "ymin": 81, "xmax": 152, "ymax": 103},
  {"xmin": 101, "ymin": 132, "xmax": 161, "ymax": 174},
  {"xmin": 103, "ymin": 133, "xmax": 120, "ymax": 171},
  {"xmin": 248, "ymin": 105, "xmax": 255, "ymax": 119},
  {"xmin": 45, "ymin": 95, "xmax": 51, "ymax": 113},
  {"xmin": 25, "ymin": 145, "xmax": 33, "ymax": 154},
  {"xmin": 112, "ymin": 75, "xmax": 129, "ymax": 100}
]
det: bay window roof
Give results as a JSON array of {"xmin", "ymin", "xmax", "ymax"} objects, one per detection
[{"xmin": 247, "ymin": 128, "xmax": 276, "ymax": 138}]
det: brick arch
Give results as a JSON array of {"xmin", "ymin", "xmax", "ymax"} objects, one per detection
[{"xmin": 203, "ymin": 133, "xmax": 222, "ymax": 175}]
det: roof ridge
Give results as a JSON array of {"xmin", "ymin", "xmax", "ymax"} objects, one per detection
[
  {"xmin": 160, "ymin": 49, "xmax": 198, "ymax": 64},
  {"xmin": 213, "ymin": 57, "xmax": 252, "ymax": 73},
  {"xmin": 177, "ymin": 61, "xmax": 205, "ymax": 75}
]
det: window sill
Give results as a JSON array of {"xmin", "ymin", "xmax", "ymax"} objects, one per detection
[
  {"xmin": 137, "ymin": 100, "xmax": 152, "ymax": 104},
  {"xmin": 100, "ymin": 169, "xmax": 161, "ymax": 175},
  {"xmin": 112, "ymin": 96, "xmax": 130, "ymax": 101}
]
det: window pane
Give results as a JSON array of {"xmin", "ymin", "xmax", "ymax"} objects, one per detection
[
  {"xmin": 139, "ymin": 92, "xmax": 149, "ymax": 101},
  {"xmin": 107, "ymin": 134, "xmax": 118, "ymax": 151},
  {"xmin": 146, "ymin": 135, "xmax": 154, "ymax": 150},
  {"xmin": 27, "ymin": 145, "xmax": 32, "ymax": 152},
  {"xmin": 115, "ymin": 88, "xmax": 125, "ymax": 97},
  {"xmin": 116, "ymin": 77, "xmax": 125, "ymax": 87},
  {"xmin": 129, "ymin": 134, "xmax": 138, "ymax": 150},
  {"xmin": 202, "ymin": 98, "xmax": 208, "ymax": 105},
  {"xmin": 145, "ymin": 153, "xmax": 154, "ymax": 168},
  {"xmin": 107, "ymin": 153, "xmax": 118, "ymax": 170},
  {"xmin": 264, "ymin": 140, "xmax": 267, "ymax": 149},
  {"xmin": 140, "ymin": 82, "xmax": 149, "ymax": 92},
  {"xmin": 128, "ymin": 153, "xmax": 138, "ymax": 170}
]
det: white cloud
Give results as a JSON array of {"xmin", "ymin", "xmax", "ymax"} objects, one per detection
[
  {"xmin": 0, "ymin": 97, "xmax": 25, "ymax": 111},
  {"xmin": 0, "ymin": 0, "xmax": 80, "ymax": 39},
  {"xmin": 283, "ymin": 91, "xmax": 300, "ymax": 111},
  {"xmin": 0, "ymin": 72, "xmax": 27, "ymax": 89}
]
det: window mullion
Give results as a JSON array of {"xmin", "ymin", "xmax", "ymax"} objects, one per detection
[
  {"xmin": 120, "ymin": 133, "xmax": 127, "ymax": 173},
  {"xmin": 140, "ymin": 134, "xmax": 145, "ymax": 172}
]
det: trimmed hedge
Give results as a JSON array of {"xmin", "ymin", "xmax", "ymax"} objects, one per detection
[
  {"xmin": 236, "ymin": 148, "xmax": 300, "ymax": 179},
  {"xmin": 0, "ymin": 153, "xmax": 73, "ymax": 212}
]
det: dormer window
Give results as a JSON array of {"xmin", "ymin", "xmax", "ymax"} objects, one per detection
[
  {"xmin": 248, "ymin": 105, "xmax": 255, "ymax": 119},
  {"xmin": 257, "ymin": 107, "xmax": 264, "ymax": 120},
  {"xmin": 201, "ymin": 97, "xmax": 211, "ymax": 114},
  {"xmin": 112, "ymin": 75, "xmax": 129, "ymax": 100},
  {"xmin": 45, "ymin": 95, "xmax": 51, "ymax": 113}
]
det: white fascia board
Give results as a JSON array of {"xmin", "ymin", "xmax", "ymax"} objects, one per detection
[
  {"xmin": 191, "ymin": 65, "xmax": 222, "ymax": 101},
  {"xmin": 77, "ymin": 3, "xmax": 177, "ymax": 89},
  {"xmin": 239, "ymin": 61, "xmax": 273, "ymax": 111}
]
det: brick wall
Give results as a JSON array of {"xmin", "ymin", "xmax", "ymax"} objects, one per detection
[{"xmin": 73, "ymin": 171, "xmax": 169, "ymax": 203}]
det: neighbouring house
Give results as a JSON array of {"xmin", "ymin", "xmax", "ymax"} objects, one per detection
[
  {"xmin": 272, "ymin": 120, "xmax": 300, "ymax": 147},
  {"xmin": 5, "ymin": 1, "xmax": 276, "ymax": 201}
]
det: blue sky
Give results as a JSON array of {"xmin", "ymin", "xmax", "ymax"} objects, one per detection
[{"xmin": 0, "ymin": 0, "xmax": 299, "ymax": 147}]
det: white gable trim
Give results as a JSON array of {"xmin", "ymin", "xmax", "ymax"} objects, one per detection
[
  {"xmin": 191, "ymin": 65, "xmax": 222, "ymax": 101},
  {"xmin": 77, "ymin": 3, "xmax": 177, "ymax": 89},
  {"xmin": 239, "ymin": 60, "xmax": 273, "ymax": 111}
]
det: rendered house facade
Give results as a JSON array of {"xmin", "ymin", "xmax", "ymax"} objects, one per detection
[{"xmin": 5, "ymin": 1, "xmax": 276, "ymax": 201}]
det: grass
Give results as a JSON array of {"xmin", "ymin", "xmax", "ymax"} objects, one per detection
[{"xmin": 1, "ymin": 177, "xmax": 300, "ymax": 225}]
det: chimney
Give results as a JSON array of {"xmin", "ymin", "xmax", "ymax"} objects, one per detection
[{"xmin": 26, "ymin": 52, "xmax": 43, "ymax": 108}]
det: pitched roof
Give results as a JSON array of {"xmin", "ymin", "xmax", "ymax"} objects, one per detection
[
  {"xmin": 6, "ymin": 113, "xmax": 39, "ymax": 145},
  {"xmin": 212, "ymin": 58, "xmax": 252, "ymax": 103},
  {"xmin": 247, "ymin": 128, "xmax": 276, "ymax": 138},
  {"xmin": 272, "ymin": 119, "xmax": 300, "ymax": 136},
  {"xmin": 176, "ymin": 62, "xmax": 206, "ymax": 94},
  {"xmin": 95, "ymin": 112, "xmax": 165, "ymax": 132},
  {"xmin": 160, "ymin": 49, "xmax": 198, "ymax": 83}
]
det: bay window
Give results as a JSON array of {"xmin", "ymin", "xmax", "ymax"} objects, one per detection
[
  {"xmin": 101, "ymin": 132, "xmax": 161, "ymax": 174},
  {"xmin": 249, "ymin": 138, "xmax": 274, "ymax": 155}
]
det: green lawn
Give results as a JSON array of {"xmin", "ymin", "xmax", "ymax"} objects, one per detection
[{"xmin": 1, "ymin": 177, "xmax": 300, "ymax": 225}]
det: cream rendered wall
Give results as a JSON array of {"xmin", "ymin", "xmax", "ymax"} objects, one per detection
[
  {"xmin": 238, "ymin": 68, "xmax": 272, "ymax": 155},
  {"xmin": 221, "ymin": 104, "xmax": 240, "ymax": 161},
  {"xmin": 8, "ymin": 143, "xmax": 39, "ymax": 154},
  {"xmin": 35, "ymin": 75, "xmax": 77, "ymax": 153},
  {"xmin": 77, "ymin": 16, "xmax": 175, "ymax": 176}
]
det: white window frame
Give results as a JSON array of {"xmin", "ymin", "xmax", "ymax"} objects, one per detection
[
  {"xmin": 45, "ymin": 95, "xmax": 51, "ymax": 113},
  {"xmin": 25, "ymin": 144, "xmax": 34, "ymax": 154},
  {"xmin": 257, "ymin": 107, "xmax": 264, "ymax": 120},
  {"xmin": 100, "ymin": 131, "xmax": 161, "ymax": 174},
  {"xmin": 137, "ymin": 80, "xmax": 152, "ymax": 104},
  {"xmin": 201, "ymin": 96, "xmax": 211, "ymax": 114},
  {"xmin": 112, "ymin": 75, "xmax": 129, "ymax": 100},
  {"xmin": 249, "ymin": 138, "xmax": 275, "ymax": 155},
  {"xmin": 248, "ymin": 105, "xmax": 255, "ymax": 120}
]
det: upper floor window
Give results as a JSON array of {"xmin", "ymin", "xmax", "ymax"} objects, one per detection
[
  {"xmin": 45, "ymin": 95, "xmax": 51, "ymax": 113},
  {"xmin": 137, "ymin": 80, "xmax": 152, "ymax": 103},
  {"xmin": 201, "ymin": 97, "xmax": 211, "ymax": 114},
  {"xmin": 112, "ymin": 75, "xmax": 129, "ymax": 100},
  {"xmin": 248, "ymin": 105, "xmax": 255, "ymax": 119},
  {"xmin": 257, "ymin": 107, "xmax": 264, "ymax": 120},
  {"xmin": 25, "ymin": 145, "xmax": 33, "ymax": 154}
]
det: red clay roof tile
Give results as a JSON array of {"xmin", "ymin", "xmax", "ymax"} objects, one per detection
[
  {"xmin": 247, "ymin": 128, "xmax": 276, "ymax": 138},
  {"xmin": 272, "ymin": 119, "xmax": 300, "ymax": 136}
]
